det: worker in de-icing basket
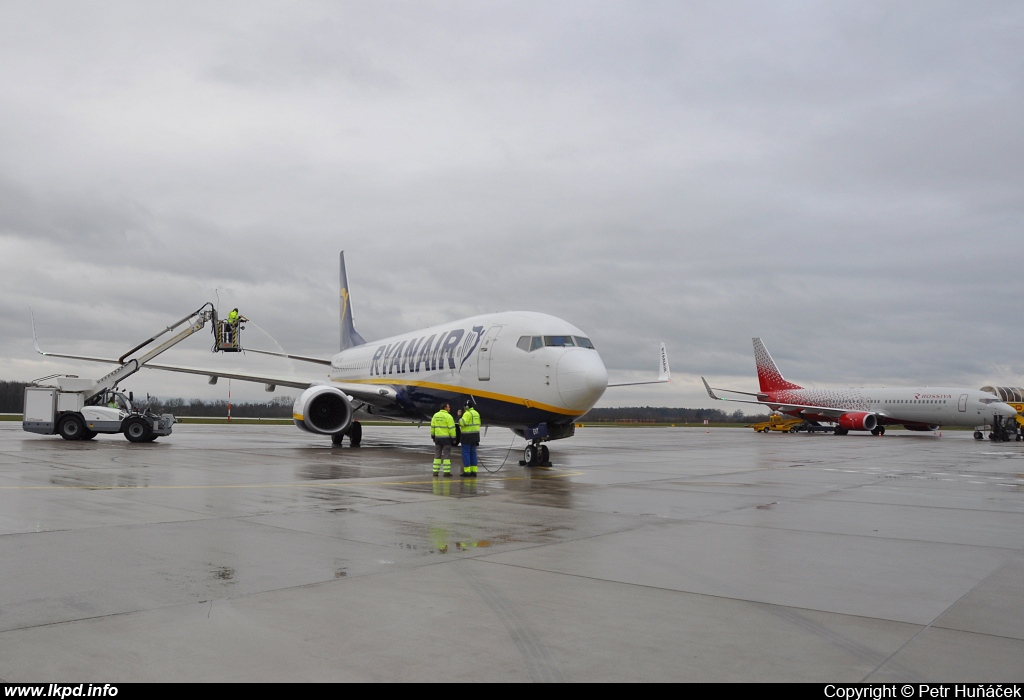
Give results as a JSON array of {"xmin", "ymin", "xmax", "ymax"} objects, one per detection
[
  {"xmin": 430, "ymin": 402, "xmax": 456, "ymax": 477},
  {"xmin": 224, "ymin": 308, "xmax": 246, "ymax": 346},
  {"xmin": 458, "ymin": 400, "xmax": 481, "ymax": 477}
]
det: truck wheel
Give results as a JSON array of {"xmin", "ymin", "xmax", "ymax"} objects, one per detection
[
  {"xmin": 124, "ymin": 417, "xmax": 152, "ymax": 443},
  {"xmin": 81, "ymin": 429, "xmax": 98, "ymax": 440},
  {"xmin": 57, "ymin": 415, "xmax": 85, "ymax": 441}
]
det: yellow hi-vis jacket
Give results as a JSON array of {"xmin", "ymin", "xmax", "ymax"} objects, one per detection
[
  {"xmin": 430, "ymin": 409, "xmax": 456, "ymax": 439},
  {"xmin": 459, "ymin": 407, "xmax": 481, "ymax": 434}
]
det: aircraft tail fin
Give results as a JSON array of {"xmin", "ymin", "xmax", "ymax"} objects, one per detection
[
  {"xmin": 753, "ymin": 338, "xmax": 802, "ymax": 392},
  {"xmin": 340, "ymin": 251, "xmax": 366, "ymax": 351}
]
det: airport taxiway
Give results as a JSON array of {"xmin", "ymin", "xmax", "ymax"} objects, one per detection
[{"xmin": 0, "ymin": 423, "xmax": 1021, "ymax": 682}]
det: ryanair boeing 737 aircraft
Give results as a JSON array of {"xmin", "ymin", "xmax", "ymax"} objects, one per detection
[{"xmin": 34, "ymin": 253, "xmax": 670, "ymax": 465}]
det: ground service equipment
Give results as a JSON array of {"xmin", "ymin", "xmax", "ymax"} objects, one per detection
[
  {"xmin": 24, "ymin": 303, "xmax": 241, "ymax": 442},
  {"xmin": 751, "ymin": 414, "xmax": 804, "ymax": 433}
]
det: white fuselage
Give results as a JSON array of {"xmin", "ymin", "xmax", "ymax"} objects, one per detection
[
  {"xmin": 766, "ymin": 386, "xmax": 1017, "ymax": 428},
  {"xmin": 326, "ymin": 311, "xmax": 609, "ymax": 428}
]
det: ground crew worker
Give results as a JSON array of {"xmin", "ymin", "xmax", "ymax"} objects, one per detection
[
  {"xmin": 223, "ymin": 308, "xmax": 247, "ymax": 347},
  {"xmin": 430, "ymin": 403, "xmax": 456, "ymax": 477},
  {"xmin": 458, "ymin": 401, "xmax": 481, "ymax": 477}
]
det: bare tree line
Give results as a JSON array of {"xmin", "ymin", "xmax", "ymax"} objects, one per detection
[{"xmin": 2, "ymin": 380, "xmax": 766, "ymax": 421}]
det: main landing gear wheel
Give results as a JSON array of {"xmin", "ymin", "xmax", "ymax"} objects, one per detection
[
  {"xmin": 57, "ymin": 415, "xmax": 85, "ymax": 441},
  {"xmin": 834, "ymin": 427, "xmax": 849, "ymax": 436},
  {"xmin": 973, "ymin": 431, "xmax": 984, "ymax": 440},
  {"xmin": 524, "ymin": 444, "xmax": 539, "ymax": 466},
  {"xmin": 331, "ymin": 421, "xmax": 362, "ymax": 447},
  {"xmin": 540, "ymin": 445, "xmax": 550, "ymax": 464},
  {"xmin": 871, "ymin": 426, "xmax": 885, "ymax": 436},
  {"xmin": 124, "ymin": 417, "xmax": 152, "ymax": 443}
]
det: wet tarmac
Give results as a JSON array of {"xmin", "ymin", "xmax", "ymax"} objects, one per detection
[{"xmin": 0, "ymin": 422, "xmax": 1021, "ymax": 682}]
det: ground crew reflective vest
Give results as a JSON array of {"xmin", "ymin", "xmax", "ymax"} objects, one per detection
[
  {"xmin": 459, "ymin": 407, "xmax": 481, "ymax": 443},
  {"xmin": 430, "ymin": 409, "xmax": 456, "ymax": 439},
  {"xmin": 228, "ymin": 310, "xmax": 239, "ymax": 323}
]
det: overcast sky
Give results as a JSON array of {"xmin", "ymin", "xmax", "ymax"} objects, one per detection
[{"xmin": 1, "ymin": 1, "xmax": 1022, "ymax": 407}]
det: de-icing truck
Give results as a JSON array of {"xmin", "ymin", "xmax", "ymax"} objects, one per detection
[{"xmin": 23, "ymin": 303, "xmax": 244, "ymax": 442}]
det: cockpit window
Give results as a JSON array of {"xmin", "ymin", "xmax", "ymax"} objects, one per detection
[
  {"xmin": 519, "ymin": 335, "xmax": 595, "ymax": 351},
  {"xmin": 544, "ymin": 335, "xmax": 575, "ymax": 347},
  {"xmin": 979, "ymin": 397, "xmax": 1005, "ymax": 405}
]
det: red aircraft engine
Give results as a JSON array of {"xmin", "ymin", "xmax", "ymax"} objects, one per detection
[{"xmin": 837, "ymin": 411, "xmax": 878, "ymax": 432}]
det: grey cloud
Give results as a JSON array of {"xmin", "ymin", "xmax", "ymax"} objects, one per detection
[{"xmin": 1, "ymin": 1, "xmax": 1022, "ymax": 407}]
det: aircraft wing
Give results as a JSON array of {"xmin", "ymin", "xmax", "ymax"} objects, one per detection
[
  {"xmin": 142, "ymin": 362, "xmax": 314, "ymax": 390},
  {"xmin": 33, "ymin": 345, "xmax": 403, "ymax": 409},
  {"xmin": 241, "ymin": 348, "xmax": 333, "ymax": 366},
  {"xmin": 608, "ymin": 343, "xmax": 672, "ymax": 387},
  {"xmin": 143, "ymin": 362, "xmax": 404, "ymax": 409},
  {"xmin": 702, "ymin": 377, "xmax": 851, "ymax": 418}
]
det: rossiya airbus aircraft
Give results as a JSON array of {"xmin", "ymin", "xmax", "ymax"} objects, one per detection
[
  {"xmin": 33, "ymin": 252, "xmax": 670, "ymax": 465},
  {"xmin": 702, "ymin": 338, "xmax": 1016, "ymax": 435}
]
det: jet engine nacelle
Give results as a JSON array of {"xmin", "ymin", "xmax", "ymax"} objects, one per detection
[
  {"xmin": 837, "ymin": 411, "xmax": 877, "ymax": 432},
  {"xmin": 292, "ymin": 385, "xmax": 353, "ymax": 435}
]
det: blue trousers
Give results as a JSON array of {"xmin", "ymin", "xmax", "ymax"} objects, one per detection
[{"xmin": 461, "ymin": 443, "xmax": 477, "ymax": 468}]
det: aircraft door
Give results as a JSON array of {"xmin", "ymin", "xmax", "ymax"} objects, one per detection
[
  {"xmin": 477, "ymin": 326, "xmax": 503, "ymax": 381},
  {"xmin": 958, "ymin": 394, "xmax": 968, "ymax": 412}
]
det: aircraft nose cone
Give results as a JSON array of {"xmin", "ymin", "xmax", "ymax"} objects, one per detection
[
  {"xmin": 998, "ymin": 403, "xmax": 1018, "ymax": 419},
  {"xmin": 556, "ymin": 350, "xmax": 608, "ymax": 410}
]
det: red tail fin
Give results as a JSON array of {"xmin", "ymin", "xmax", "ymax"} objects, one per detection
[{"xmin": 753, "ymin": 338, "xmax": 802, "ymax": 392}]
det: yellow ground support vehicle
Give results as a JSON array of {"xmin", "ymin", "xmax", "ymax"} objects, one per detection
[{"xmin": 751, "ymin": 414, "xmax": 804, "ymax": 433}]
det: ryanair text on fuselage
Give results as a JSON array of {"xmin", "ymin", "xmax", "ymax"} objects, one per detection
[{"xmin": 369, "ymin": 325, "xmax": 486, "ymax": 377}]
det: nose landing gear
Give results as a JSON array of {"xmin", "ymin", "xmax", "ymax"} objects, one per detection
[{"xmin": 520, "ymin": 442, "xmax": 551, "ymax": 467}]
